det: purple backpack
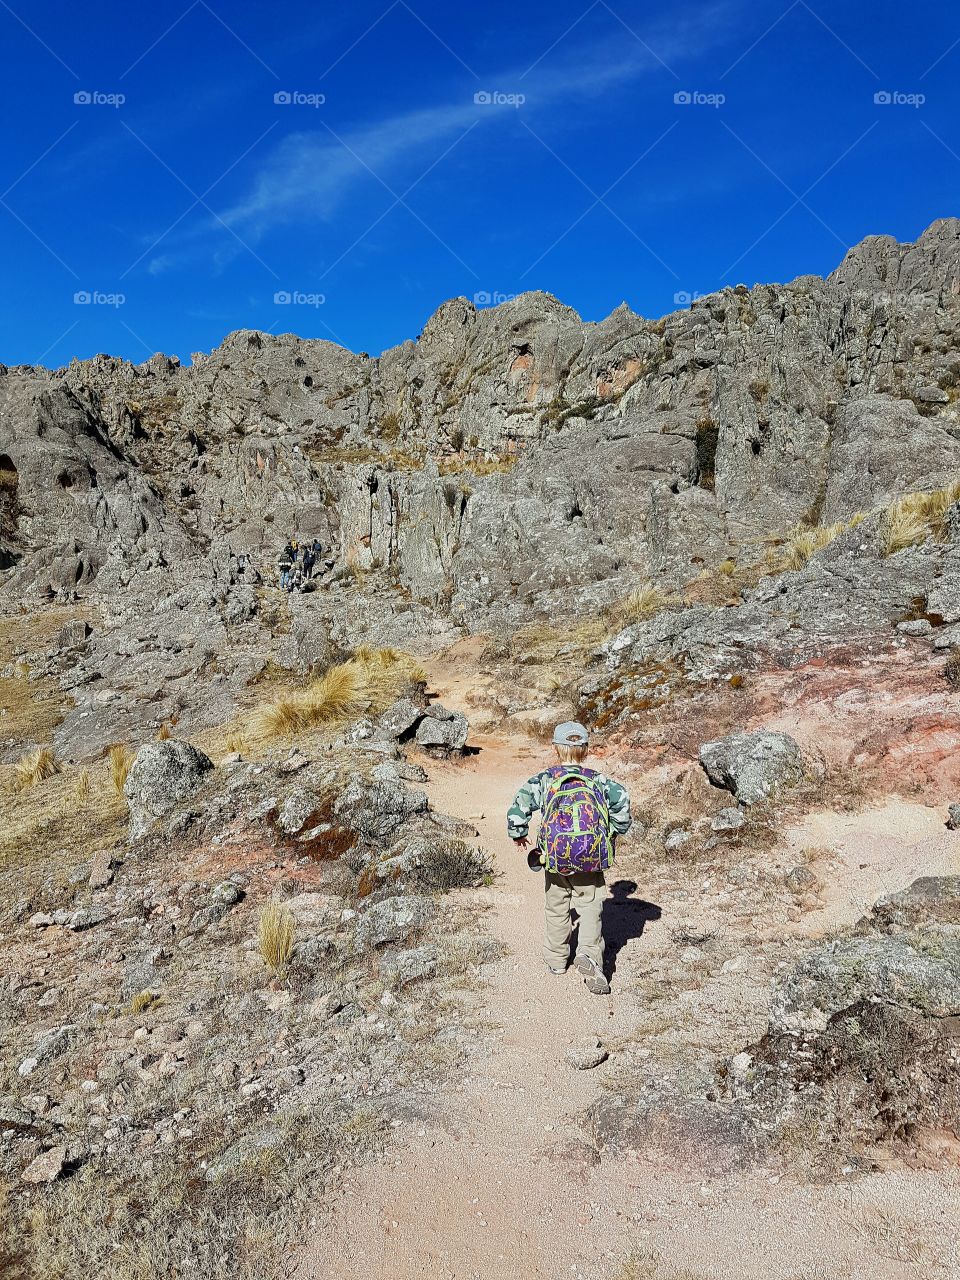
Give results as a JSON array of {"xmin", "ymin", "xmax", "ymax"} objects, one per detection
[{"xmin": 539, "ymin": 766, "xmax": 614, "ymax": 874}]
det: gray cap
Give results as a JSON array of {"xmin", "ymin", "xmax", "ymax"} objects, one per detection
[{"xmin": 553, "ymin": 721, "xmax": 589, "ymax": 746}]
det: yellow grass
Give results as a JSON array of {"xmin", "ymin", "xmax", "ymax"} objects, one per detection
[
  {"xmin": 108, "ymin": 744, "xmax": 135, "ymax": 795},
  {"xmin": 437, "ymin": 453, "xmax": 518, "ymax": 476},
  {"xmin": 73, "ymin": 769, "xmax": 91, "ymax": 807},
  {"xmin": 14, "ymin": 746, "xmax": 60, "ymax": 790},
  {"xmin": 248, "ymin": 648, "xmax": 424, "ymax": 742},
  {"xmin": 258, "ymin": 901, "xmax": 295, "ymax": 979},
  {"xmin": 882, "ymin": 478, "xmax": 960, "ymax": 555},
  {"xmin": 157, "ymin": 723, "xmax": 172, "ymax": 740},
  {"xmin": 128, "ymin": 989, "xmax": 158, "ymax": 1015},
  {"xmin": 614, "ymin": 581, "xmax": 670, "ymax": 625},
  {"xmin": 769, "ymin": 522, "xmax": 846, "ymax": 572}
]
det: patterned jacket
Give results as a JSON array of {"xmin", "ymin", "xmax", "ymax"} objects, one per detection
[{"xmin": 507, "ymin": 764, "xmax": 632, "ymax": 844}]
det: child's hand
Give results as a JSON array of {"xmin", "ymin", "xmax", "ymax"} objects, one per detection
[{"xmin": 513, "ymin": 836, "xmax": 529, "ymax": 850}]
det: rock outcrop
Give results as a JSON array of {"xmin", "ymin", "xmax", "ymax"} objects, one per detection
[
  {"xmin": 698, "ymin": 730, "xmax": 803, "ymax": 806},
  {"xmin": 123, "ymin": 740, "xmax": 215, "ymax": 839}
]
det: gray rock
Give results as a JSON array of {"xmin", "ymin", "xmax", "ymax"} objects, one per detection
[
  {"xmin": 355, "ymin": 894, "xmax": 433, "ymax": 948},
  {"xmin": 0, "ymin": 1099, "xmax": 38, "ymax": 1132},
  {"xmin": 415, "ymin": 709, "xmax": 469, "ymax": 752},
  {"xmin": 565, "ymin": 1036, "xmax": 608, "ymax": 1070},
  {"xmin": 22, "ymin": 1145, "xmax": 67, "ymax": 1184},
  {"xmin": 711, "ymin": 807, "xmax": 745, "ymax": 833},
  {"xmin": 699, "ymin": 730, "xmax": 803, "ymax": 805},
  {"xmin": 18, "ymin": 1025, "xmax": 76, "ymax": 1077},
  {"xmin": 55, "ymin": 619, "xmax": 91, "ymax": 651},
  {"xmin": 767, "ymin": 935, "xmax": 960, "ymax": 1037},
  {"xmin": 870, "ymin": 876, "xmax": 960, "ymax": 929},
  {"xmin": 948, "ymin": 804, "xmax": 960, "ymax": 831},
  {"xmin": 277, "ymin": 788, "xmax": 319, "ymax": 835},
  {"xmin": 376, "ymin": 697, "xmax": 425, "ymax": 740},
  {"xmin": 53, "ymin": 905, "xmax": 112, "ymax": 931},
  {"xmin": 88, "ymin": 849, "xmax": 115, "ymax": 889},
  {"xmin": 123, "ymin": 740, "xmax": 214, "ymax": 839},
  {"xmin": 382, "ymin": 945, "xmax": 438, "ymax": 987},
  {"xmin": 334, "ymin": 775, "xmax": 428, "ymax": 843}
]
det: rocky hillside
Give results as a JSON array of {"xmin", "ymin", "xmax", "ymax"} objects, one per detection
[
  {"xmin": 3, "ymin": 219, "xmax": 960, "ymax": 763},
  {"xmin": 3, "ymin": 220, "xmax": 960, "ymax": 1279}
]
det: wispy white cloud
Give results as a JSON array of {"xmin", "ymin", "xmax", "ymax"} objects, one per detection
[{"xmin": 140, "ymin": 2, "xmax": 739, "ymax": 265}]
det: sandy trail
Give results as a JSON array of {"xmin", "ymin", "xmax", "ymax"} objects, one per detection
[{"xmin": 300, "ymin": 645, "xmax": 960, "ymax": 1280}]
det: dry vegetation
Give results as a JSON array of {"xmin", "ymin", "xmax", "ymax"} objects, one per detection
[
  {"xmin": 108, "ymin": 743, "xmax": 135, "ymax": 794},
  {"xmin": 882, "ymin": 477, "xmax": 960, "ymax": 555},
  {"xmin": 437, "ymin": 452, "xmax": 518, "ymax": 477},
  {"xmin": 258, "ymin": 900, "xmax": 295, "ymax": 979},
  {"xmin": 247, "ymin": 646, "xmax": 426, "ymax": 744},
  {"xmin": 12, "ymin": 745, "xmax": 60, "ymax": 790}
]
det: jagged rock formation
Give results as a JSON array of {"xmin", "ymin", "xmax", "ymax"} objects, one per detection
[{"xmin": 4, "ymin": 218, "xmax": 960, "ymax": 757}]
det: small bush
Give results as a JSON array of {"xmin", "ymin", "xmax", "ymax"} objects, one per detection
[
  {"xmin": 258, "ymin": 901, "xmax": 295, "ymax": 979},
  {"xmin": 14, "ymin": 746, "xmax": 60, "ymax": 790},
  {"xmin": 415, "ymin": 840, "xmax": 492, "ymax": 892},
  {"xmin": 108, "ymin": 744, "xmax": 135, "ymax": 795}
]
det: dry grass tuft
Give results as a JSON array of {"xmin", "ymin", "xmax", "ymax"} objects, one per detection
[
  {"xmin": 772, "ymin": 522, "xmax": 847, "ymax": 572},
  {"xmin": 437, "ymin": 452, "xmax": 518, "ymax": 477},
  {"xmin": 613, "ymin": 581, "xmax": 671, "ymax": 626},
  {"xmin": 883, "ymin": 478, "xmax": 960, "ymax": 555},
  {"xmin": 128, "ymin": 989, "xmax": 158, "ymax": 1015},
  {"xmin": 249, "ymin": 648, "xmax": 423, "ymax": 742},
  {"xmin": 617, "ymin": 1249, "xmax": 712, "ymax": 1280},
  {"xmin": 13, "ymin": 746, "xmax": 60, "ymax": 790},
  {"xmin": 258, "ymin": 901, "xmax": 295, "ymax": 979},
  {"xmin": 108, "ymin": 743, "xmax": 135, "ymax": 795},
  {"xmin": 73, "ymin": 768, "xmax": 91, "ymax": 808},
  {"xmin": 157, "ymin": 722, "xmax": 172, "ymax": 740}
]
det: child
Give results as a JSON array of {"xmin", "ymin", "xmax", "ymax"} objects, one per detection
[{"xmin": 507, "ymin": 722, "xmax": 632, "ymax": 994}]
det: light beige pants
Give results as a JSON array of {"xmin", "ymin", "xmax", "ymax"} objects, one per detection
[{"xmin": 543, "ymin": 870, "xmax": 606, "ymax": 969}]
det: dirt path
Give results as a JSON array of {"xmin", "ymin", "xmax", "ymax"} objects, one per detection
[{"xmin": 300, "ymin": 646, "xmax": 960, "ymax": 1280}]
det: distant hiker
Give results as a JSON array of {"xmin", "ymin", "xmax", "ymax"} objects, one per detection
[
  {"xmin": 278, "ymin": 542, "xmax": 294, "ymax": 590},
  {"xmin": 507, "ymin": 721, "xmax": 631, "ymax": 995},
  {"xmin": 301, "ymin": 543, "xmax": 316, "ymax": 580}
]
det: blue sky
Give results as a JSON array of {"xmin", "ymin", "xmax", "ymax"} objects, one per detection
[{"xmin": 1, "ymin": 0, "xmax": 957, "ymax": 366}]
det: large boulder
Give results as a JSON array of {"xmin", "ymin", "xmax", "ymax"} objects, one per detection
[
  {"xmin": 869, "ymin": 876, "xmax": 960, "ymax": 932},
  {"xmin": 414, "ymin": 704, "xmax": 469, "ymax": 752},
  {"xmin": 355, "ymin": 894, "xmax": 433, "ymax": 948},
  {"xmin": 767, "ymin": 935, "xmax": 960, "ymax": 1037},
  {"xmin": 123, "ymin": 740, "xmax": 215, "ymax": 839},
  {"xmin": 333, "ymin": 774, "xmax": 428, "ymax": 842},
  {"xmin": 698, "ymin": 729, "xmax": 802, "ymax": 805},
  {"xmin": 731, "ymin": 933, "xmax": 960, "ymax": 1152}
]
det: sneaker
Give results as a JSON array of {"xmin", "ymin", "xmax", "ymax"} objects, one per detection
[
  {"xmin": 545, "ymin": 961, "xmax": 566, "ymax": 975},
  {"xmin": 574, "ymin": 954, "xmax": 610, "ymax": 994}
]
